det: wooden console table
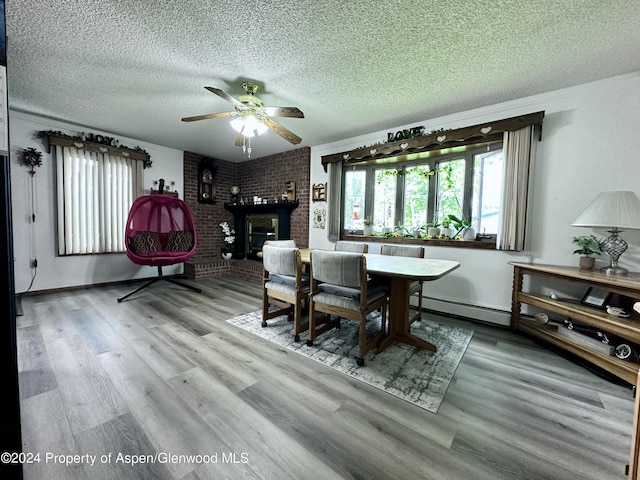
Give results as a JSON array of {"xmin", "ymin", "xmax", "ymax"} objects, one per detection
[{"xmin": 510, "ymin": 262, "xmax": 640, "ymax": 386}]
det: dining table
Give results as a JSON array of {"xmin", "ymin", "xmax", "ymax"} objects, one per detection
[{"xmin": 298, "ymin": 248, "xmax": 460, "ymax": 353}]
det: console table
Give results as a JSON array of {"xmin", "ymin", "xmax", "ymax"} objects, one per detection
[{"xmin": 510, "ymin": 262, "xmax": 640, "ymax": 386}]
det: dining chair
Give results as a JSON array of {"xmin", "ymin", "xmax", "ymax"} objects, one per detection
[
  {"xmin": 261, "ymin": 245, "xmax": 309, "ymax": 342},
  {"xmin": 335, "ymin": 241, "xmax": 368, "ymax": 253},
  {"xmin": 380, "ymin": 244, "xmax": 425, "ymax": 324},
  {"xmin": 307, "ymin": 250, "xmax": 387, "ymax": 366},
  {"xmin": 264, "ymin": 239, "xmax": 297, "ymax": 247}
]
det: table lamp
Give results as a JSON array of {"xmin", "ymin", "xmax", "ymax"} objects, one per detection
[{"xmin": 571, "ymin": 190, "xmax": 640, "ymax": 275}]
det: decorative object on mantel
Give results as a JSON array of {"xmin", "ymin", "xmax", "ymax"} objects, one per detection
[
  {"xmin": 320, "ymin": 111, "xmax": 544, "ymax": 171},
  {"xmin": 35, "ymin": 130, "xmax": 152, "ymax": 168},
  {"xmin": 230, "ymin": 185, "xmax": 240, "ymax": 203},
  {"xmin": 572, "ymin": 190, "xmax": 640, "ymax": 275},
  {"xmin": 20, "ymin": 147, "xmax": 42, "ymax": 175},
  {"xmin": 571, "ymin": 235, "xmax": 602, "ymax": 269},
  {"xmin": 220, "ymin": 221, "xmax": 235, "ymax": 259},
  {"xmin": 285, "ymin": 181, "xmax": 296, "ymax": 201}
]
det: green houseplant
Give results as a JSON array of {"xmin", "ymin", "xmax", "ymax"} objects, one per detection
[
  {"xmin": 363, "ymin": 218, "xmax": 374, "ymax": 236},
  {"xmin": 572, "ymin": 235, "xmax": 601, "ymax": 269}
]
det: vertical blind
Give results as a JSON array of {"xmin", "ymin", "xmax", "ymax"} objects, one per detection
[{"xmin": 55, "ymin": 145, "xmax": 144, "ymax": 255}]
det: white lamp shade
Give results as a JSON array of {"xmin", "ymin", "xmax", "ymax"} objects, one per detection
[
  {"xmin": 230, "ymin": 115, "xmax": 268, "ymax": 137},
  {"xmin": 571, "ymin": 191, "xmax": 640, "ymax": 229}
]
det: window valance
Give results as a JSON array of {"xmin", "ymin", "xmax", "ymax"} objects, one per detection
[
  {"xmin": 321, "ymin": 111, "xmax": 544, "ymax": 171},
  {"xmin": 42, "ymin": 133, "xmax": 151, "ymax": 164}
]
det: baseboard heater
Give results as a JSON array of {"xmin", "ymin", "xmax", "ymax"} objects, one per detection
[{"xmin": 418, "ymin": 295, "xmax": 511, "ymax": 327}]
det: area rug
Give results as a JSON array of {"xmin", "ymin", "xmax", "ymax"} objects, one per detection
[{"xmin": 226, "ymin": 310, "xmax": 472, "ymax": 413}]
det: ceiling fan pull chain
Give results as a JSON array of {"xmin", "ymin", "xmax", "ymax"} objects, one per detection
[{"xmin": 247, "ymin": 136, "xmax": 252, "ymax": 158}]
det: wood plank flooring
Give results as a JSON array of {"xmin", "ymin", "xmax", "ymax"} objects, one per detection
[{"xmin": 16, "ymin": 276, "xmax": 635, "ymax": 480}]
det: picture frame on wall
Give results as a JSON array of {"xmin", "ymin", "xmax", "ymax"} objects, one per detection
[{"xmin": 580, "ymin": 287, "xmax": 612, "ymax": 309}]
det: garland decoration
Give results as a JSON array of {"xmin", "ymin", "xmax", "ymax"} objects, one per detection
[{"xmin": 35, "ymin": 130, "xmax": 152, "ymax": 168}]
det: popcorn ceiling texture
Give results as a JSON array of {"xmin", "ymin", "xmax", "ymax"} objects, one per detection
[{"xmin": 6, "ymin": 0, "xmax": 640, "ymax": 162}]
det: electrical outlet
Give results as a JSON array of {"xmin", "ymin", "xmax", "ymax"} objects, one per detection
[{"xmin": 30, "ymin": 259, "xmax": 37, "ymax": 268}]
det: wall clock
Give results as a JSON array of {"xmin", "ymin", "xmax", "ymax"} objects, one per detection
[{"xmin": 197, "ymin": 158, "xmax": 216, "ymax": 204}]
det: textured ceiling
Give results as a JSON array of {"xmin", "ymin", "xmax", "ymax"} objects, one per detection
[{"xmin": 6, "ymin": 1, "xmax": 640, "ymax": 162}]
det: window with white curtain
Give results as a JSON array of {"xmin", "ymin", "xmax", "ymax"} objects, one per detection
[
  {"xmin": 324, "ymin": 112, "xmax": 543, "ymax": 250},
  {"xmin": 55, "ymin": 145, "xmax": 144, "ymax": 255}
]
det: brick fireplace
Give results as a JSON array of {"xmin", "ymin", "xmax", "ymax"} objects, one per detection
[{"xmin": 224, "ymin": 200, "xmax": 299, "ymax": 259}]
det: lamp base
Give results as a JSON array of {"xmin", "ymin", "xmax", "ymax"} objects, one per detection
[
  {"xmin": 600, "ymin": 228, "xmax": 629, "ymax": 276},
  {"xmin": 601, "ymin": 265, "xmax": 629, "ymax": 275}
]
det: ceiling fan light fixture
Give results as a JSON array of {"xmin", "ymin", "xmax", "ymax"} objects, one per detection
[{"xmin": 230, "ymin": 115, "xmax": 268, "ymax": 137}]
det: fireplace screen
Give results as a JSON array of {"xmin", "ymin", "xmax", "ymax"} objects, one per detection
[{"xmin": 246, "ymin": 216, "xmax": 278, "ymax": 258}]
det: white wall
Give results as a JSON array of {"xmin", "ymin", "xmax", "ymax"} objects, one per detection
[
  {"xmin": 309, "ymin": 73, "xmax": 640, "ymax": 325},
  {"xmin": 10, "ymin": 111, "xmax": 185, "ymax": 293}
]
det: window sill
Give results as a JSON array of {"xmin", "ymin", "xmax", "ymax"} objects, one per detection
[{"xmin": 342, "ymin": 234, "xmax": 496, "ymax": 250}]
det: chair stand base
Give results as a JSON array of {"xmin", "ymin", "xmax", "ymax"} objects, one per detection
[{"xmin": 117, "ymin": 266, "xmax": 201, "ymax": 302}]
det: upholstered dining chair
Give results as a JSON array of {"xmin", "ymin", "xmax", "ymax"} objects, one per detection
[
  {"xmin": 261, "ymin": 245, "xmax": 309, "ymax": 342},
  {"xmin": 380, "ymin": 244, "xmax": 425, "ymax": 324},
  {"xmin": 264, "ymin": 239, "xmax": 297, "ymax": 248},
  {"xmin": 335, "ymin": 241, "xmax": 368, "ymax": 253},
  {"xmin": 307, "ymin": 250, "xmax": 387, "ymax": 366}
]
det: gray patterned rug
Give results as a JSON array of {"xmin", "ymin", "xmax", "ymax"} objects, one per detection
[{"xmin": 226, "ymin": 310, "xmax": 472, "ymax": 413}]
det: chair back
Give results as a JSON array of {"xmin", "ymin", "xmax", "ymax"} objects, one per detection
[
  {"xmin": 380, "ymin": 244, "xmax": 424, "ymax": 258},
  {"xmin": 124, "ymin": 195, "xmax": 196, "ymax": 266},
  {"xmin": 335, "ymin": 241, "xmax": 368, "ymax": 253},
  {"xmin": 262, "ymin": 245, "xmax": 299, "ymax": 277},
  {"xmin": 311, "ymin": 250, "xmax": 363, "ymax": 288},
  {"xmin": 264, "ymin": 240, "xmax": 297, "ymax": 248}
]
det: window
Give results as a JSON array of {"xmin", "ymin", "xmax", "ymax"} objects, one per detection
[
  {"xmin": 55, "ymin": 145, "xmax": 144, "ymax": 255},
  {"xmin": 341, "ymin": 144, "xmax": 503, "ymax": 236}
]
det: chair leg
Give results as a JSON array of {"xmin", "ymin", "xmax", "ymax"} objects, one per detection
[
  {"xmin": 117, "ymin": 277, "xmax": 160, "ymax": 302},
  {"xmin": 165, "ymin": 277, "xmax": 202, "ymax": 293},
  {"xmin": 117, "ymin": 266, "xmax": 201, "ymax": 302}
]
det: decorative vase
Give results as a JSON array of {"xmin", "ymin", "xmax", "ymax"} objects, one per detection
[
  {"xmin": 579, "ymin": 256, "xmax": 595, "ymax": 269},
  {"xmin": 221, "ymin": 252, "xmax": 232, "ymax": 260}
]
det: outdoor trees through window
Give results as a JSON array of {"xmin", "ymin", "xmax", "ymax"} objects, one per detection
[{"xmin": 341, "ymin": 144, "xmax": 503, "ymax": 237}]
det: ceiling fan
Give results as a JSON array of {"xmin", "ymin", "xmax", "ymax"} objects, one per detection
[{"xmin": 181, "ymin": 81, "xmax": 304, "ymax": 152}]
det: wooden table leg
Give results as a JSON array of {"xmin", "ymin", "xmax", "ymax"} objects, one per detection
[{"xmin": 377, "ymin": 277, "xmax": 437, "ymax": 354}]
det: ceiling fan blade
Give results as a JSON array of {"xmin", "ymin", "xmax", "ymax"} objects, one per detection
[
  {"xmin": 204, "ymin": 87, "xmax": 245, "ymax": 108},
  {"xmin": 263, "ymin": 118, "xmax": 302, "ymax": 145},
  {"xmin": 234, "ymin": 131, "xmax": 245, "ymax": 147},
  {"xmin": 181, "ymin": 111, "xmax": 235, "ymax": 122},
  {"xmin": 263, "ymin": 106, "xmax": 305, "ymax": 118}
]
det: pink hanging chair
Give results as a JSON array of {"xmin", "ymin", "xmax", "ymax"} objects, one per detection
[{"xmin": 117, "ymin": 181, "xmax": 201, "ymax": 302}]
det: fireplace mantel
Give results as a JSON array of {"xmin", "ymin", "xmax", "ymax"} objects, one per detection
[{"xmin": 224, "ymin": 200, "xmax": 299, "ymax": 259}]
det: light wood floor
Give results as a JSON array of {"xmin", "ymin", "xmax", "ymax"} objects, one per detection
[{"xmin": 17, "ymin": 276, "xmax": 635, "ymax": 480}]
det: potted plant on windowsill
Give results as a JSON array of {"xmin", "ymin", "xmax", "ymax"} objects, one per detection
[
  {"xmin": 439, "ymin": 216, "xmax": 454, "ymax": 238},
  {"xmin": 363, "ymin": 218, "xmax": 374, "ymax": 236},
  {"xmin": 572, "ymin": 235, "xmax": 601, "ymax": 269},
  {"xmin": 448, "ymin": 214, "xmax": 475, "ymax": 241}
]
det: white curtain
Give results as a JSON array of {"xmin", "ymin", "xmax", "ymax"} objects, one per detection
[
  {"xmin": 327, "ymin": 161, "xmax": 343, "ymax": 241},
  {"xmin": 497, "ymin": 126, "xmax": 535, "ymax": 251},
  {"xmin": 56, "ymin": 145, "xmax": 144, "ymax": 255}
]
